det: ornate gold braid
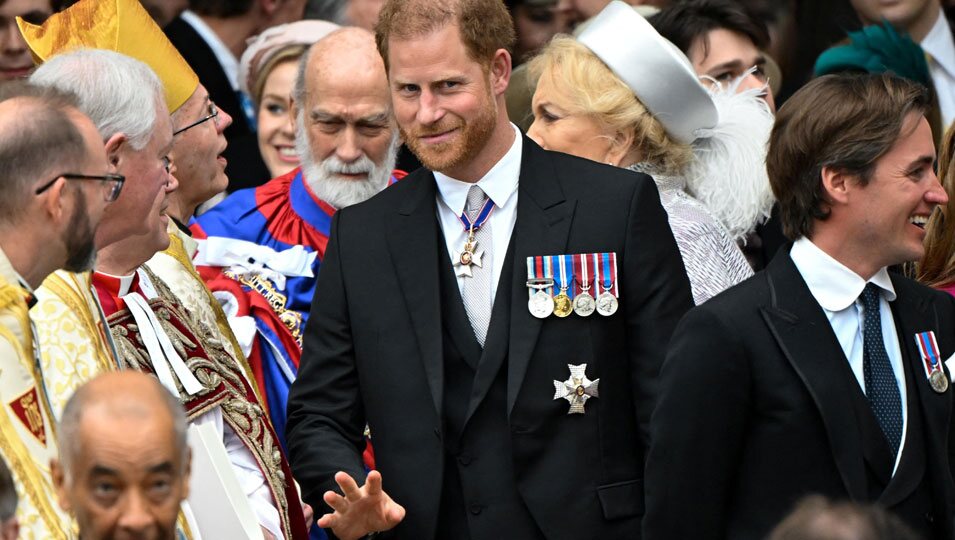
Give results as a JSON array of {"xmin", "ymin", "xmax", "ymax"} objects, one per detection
[
  {"xmin": 162, "ymin": 234, "xmax": 263, "ymax": 405},
  {"xmin": 40, "ymin": 272, "xmax": 115, "ymax": 375},
  {"xmin": 0, "ymin": 325, "xmax": 70, "ymax": 539},
  {"xmin": 222, "ymin": 269, "xmax": 304, "ymax": 348},
  {"xmin": 141, "ymin": 268, "xmax": 296, "ymax": 538}
]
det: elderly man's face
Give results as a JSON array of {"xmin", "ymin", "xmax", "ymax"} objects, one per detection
[
  {"xmin": 94, "ymin": 103, "xmax": 174, "ymax": 250},
  {"xmin": 295, "ymin": 51, "xmax": 397, "ymax": 209},
  {"xmin": 53, "ymin": 403, "xmax": 188, "ymax": 540},
  {"xmin": 170, "ymin": 85, "xmax": 232, "ymax": 215}
]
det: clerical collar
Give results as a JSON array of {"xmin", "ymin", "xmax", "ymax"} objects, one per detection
[
  {"xmin": 93, "ymin": 271, "xmax": 139, "ymax": 298},
  {"xmin": 434, "ymin": 123, "xmax": 522, "ymax": 216},
  {"xmin": 790, "ymin": 237, "xmax": 896, "ymax": 312}
]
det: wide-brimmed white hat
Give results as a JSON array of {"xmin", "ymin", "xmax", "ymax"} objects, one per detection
[{"xmin": 576, "ymin": 1, "xmax": 718, "ymax": 144}]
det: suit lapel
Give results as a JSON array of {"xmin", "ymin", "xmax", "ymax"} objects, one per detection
[
  {"xmin": 759, "ymin": 253, "xmax": 867, "ymax": 500},
  {"xmin": 386, "ymin": 173, "xmax": 444, "ymax": 417},
  {"xmin": 881, "ymin": 277, "xmax": 950, "ymax": 507},
  {"xmin": 506, "ymin": 138, "xmax": 576, "ymax": 416}
]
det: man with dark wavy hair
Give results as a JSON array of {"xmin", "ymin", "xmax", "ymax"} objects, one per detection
[{"xmin": 645, "ymin": 72, "xmax": 955, "ymax": 540}]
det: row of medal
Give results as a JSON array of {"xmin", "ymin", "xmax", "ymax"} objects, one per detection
[{"xmin": 526, "ymin": 252, "xmax": 620, "ymax": 319}]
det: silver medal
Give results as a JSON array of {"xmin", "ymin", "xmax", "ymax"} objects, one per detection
[
  {"xmin": 596, "ymin": 291, "xmax": 618, "ymax": 316},
  {"xmin": 528, "ymin": 289, "xmax": 555, "ymax": 319},
  {"xmin": 573, "ymin": 292, "xmax": 596, "ymax": 317},
  {"xmin": 931, "ymin": 370, "xmax": 949, "ymax": 393}
]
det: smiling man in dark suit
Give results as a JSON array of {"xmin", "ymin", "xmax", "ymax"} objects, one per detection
[
  {"xmin": 285, "ymin": 0, "xmax": 692, "ymax": 538},
  {"xmin": 644, "ymin": 72, "xmax": 955, "ymax": 540}
]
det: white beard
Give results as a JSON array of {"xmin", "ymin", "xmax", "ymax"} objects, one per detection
[{"xmin": 296, "ymin": 111, "xmax": 399, "ymax": 209}]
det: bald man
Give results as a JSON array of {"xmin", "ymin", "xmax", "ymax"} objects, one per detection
[
  {"xmin": 192, "ymin": 27, "xmax": 403, "ymax": 443},
  {"xmin": 51, "ymin": 371, "xmax": 191, "ymax": 540}
]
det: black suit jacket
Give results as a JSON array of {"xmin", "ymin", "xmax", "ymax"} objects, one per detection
[
  {"xmin": 643, "ymin": 248, "xmax": 955, "ymax": 540},
  {"xmin": 165, "ymin": 16, "xmax": 272, "ymax": 192},
  {"xmin": 287, "ymin": 136, "xmax": 693, "ymax": 539}
]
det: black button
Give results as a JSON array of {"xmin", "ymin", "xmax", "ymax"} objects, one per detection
[
  {"xmin": 434, "ymin": 427, "xmax": 441, "ymax": 439},
  {"xmin": 458, "ymin": 453, "xmax": 472, "ymax": 466},
  {"xmin": 469, "ymin": 504, "xmax": 483, "ymax": 515},
  {"xmin": 925, "ymin": 512, "xmax": 935, "ymax": 523}
]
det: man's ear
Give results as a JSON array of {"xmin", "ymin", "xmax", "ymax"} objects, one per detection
[
  {"xmin": 50, "ymin": 458, "xmax": 72, "ymax": 513},
  {"xmin": 489, "ymin": 48, "xmax": 512, "ymax": 98},
  {"xmin": 37, "ymin": 175, "xmax": 70, "ymax": 225},
  {"xmin": 820, "ymin": 165, "xmax": 852, "ymax": 206},
  {"xmin": 103, "ymin": 133, "xmax": 128, "ymax": 174}
]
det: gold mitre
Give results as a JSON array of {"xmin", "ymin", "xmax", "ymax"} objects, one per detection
[{"xmin": 17, "ymin": 0, "xmax": 199, "ymax": 112}]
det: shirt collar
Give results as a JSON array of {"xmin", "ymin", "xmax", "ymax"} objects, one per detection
[
  {"xmin": 434, "ymin": 123, "xmax": 522, "ymax": 216},
  {"xmin": 92, "ymin": 271, "xmax": 139, "ymax": 299},
  {"xmin": 180, "ymin": 10, "xmax": 239, "ymax": 90},
  {"xmin": 790, "ymin": 237, "xmax": 897, "ymax": 312},
  {"xmin": 922, "ymin": 9, "xmax": 955, "ymax": 77}
]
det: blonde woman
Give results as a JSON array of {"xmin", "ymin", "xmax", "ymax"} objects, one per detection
[
  {"xmin": 526, "ymin": 1, "xmax": 774, "ymax": 303},
  {"xmin": 919, "ymin": 125, "xmax": 955, "ymax": 295}
]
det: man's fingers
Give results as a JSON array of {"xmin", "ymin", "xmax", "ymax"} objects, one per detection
[
  {"xmin": 335, "ymin": 470, "xmax": 363, "ymax": 502},
  {"xmin": 386, "ymin": 502, "xmax": 406, "ymax": 526},
  {"xmin": 365, "ymin": 470, "xmax": 383, "ymax": 496},
  {"xmin": 323, "ymin": 490, "xmax": 348, "ymax": 514},
  {"xmin": 317, "ymin": 511, "xmax": 336, "ymax": 529}
]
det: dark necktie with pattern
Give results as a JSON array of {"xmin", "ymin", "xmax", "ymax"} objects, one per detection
[{"xmin": 860, "ymin": 283, "xmax": 903, "ymax": 457}]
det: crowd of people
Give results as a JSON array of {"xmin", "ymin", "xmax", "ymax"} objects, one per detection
[{"xmin": 2, "ymin": 0, "xmax": 955, "ymax": 539}]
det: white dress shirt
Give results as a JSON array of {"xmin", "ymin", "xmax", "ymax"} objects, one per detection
[
  {"xmin": 922, "ymin": 9, "xmax": 955, "ymax": 129},
  {"xmin": 180, "ymin": 10, "xmax": 240, "ymax": 91},
  {"xmin": 790, "ymin": 238, "xmax": 907, "ymax": 473},
  {"xmin": 435, "ymin": 124, "xmax": 522, "ymax": 302}
]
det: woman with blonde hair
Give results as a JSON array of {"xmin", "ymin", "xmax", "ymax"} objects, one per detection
[
  {"xmin": 527, "ymin": 1, "xmax": 774, "ymax": 303},
  {"xmin": 918, "ymin": 125, "xmax": 955, "ymax": 295}
]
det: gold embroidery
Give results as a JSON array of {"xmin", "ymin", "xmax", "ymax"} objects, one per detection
[{"xmin": 222, "ymin": 268, "xmax": 305, "ymax": 348}]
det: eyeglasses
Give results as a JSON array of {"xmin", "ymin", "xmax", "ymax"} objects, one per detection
[
  {"xmin": 173, "ymin": 102, "xmax": 219, "ymax": 136},
  {"xmin": 35, "ymin": 173, "xmax": 127, "ymax": 202}
]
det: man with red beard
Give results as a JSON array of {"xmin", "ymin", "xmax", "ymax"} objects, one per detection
[
  {"xmin": 192, "ymin": 27, "xmax": 402, "ymax": 448},
  {"xmin": 285, "ymin": 0, "xmax": 692, "ymax": 538}
]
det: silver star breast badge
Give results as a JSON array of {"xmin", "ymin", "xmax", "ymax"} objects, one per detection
[
  {"xmin": 553, "ymin": 363, "xmax": 599, "ymax": 414},
  {"xmin": 453, "ymin": 248, "xmax": 485, "ymax": 277}
]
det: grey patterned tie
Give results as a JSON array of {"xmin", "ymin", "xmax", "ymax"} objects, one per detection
[
  {"xmin": 461, "ymin": 185, "xmax": 492, "ymax": 347},
  {"xmin": 860, "ymin": 283, "xmax": 903, "ymax": 457}
]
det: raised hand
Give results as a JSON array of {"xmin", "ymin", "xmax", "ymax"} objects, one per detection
[{"xmin": 317, "ymin": 470, "xmax": 405, "ymax": 540}]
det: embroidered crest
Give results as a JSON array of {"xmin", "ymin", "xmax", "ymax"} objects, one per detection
[{"xmin": 9, "ymin": 387, "xmax": 46, "ymax": 445}]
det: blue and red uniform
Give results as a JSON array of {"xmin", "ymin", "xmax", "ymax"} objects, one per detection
[{"xmin": 192, "ymin": 167, "xmax": 403, "ymax": 456}]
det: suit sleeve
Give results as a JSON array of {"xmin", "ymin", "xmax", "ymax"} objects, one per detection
[
  {"xmin": 642, "ymin": 305, "xmax": 751, "ymax": 540},
  {"xmin": 286, "ymin": 210, "xmax": 367, "ymax": 510},
  {"xmin": 622, "ymin": 176, "xmax": 694, "ymax": 446}
]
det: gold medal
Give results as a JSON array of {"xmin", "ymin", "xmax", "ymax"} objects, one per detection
[
  {"xmin": 931, "ymin": 370, "xmax": 949, "ymax": 393},
  {"xmin": 553, "ymin": 290, "xmax": 572, "ymax": 318}
]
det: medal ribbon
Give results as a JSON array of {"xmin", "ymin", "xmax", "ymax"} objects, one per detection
[
  {"xmin": 573, "ymin": 253, "xmax": 592, "ymax": 296},
  {"xmin": 458, "ymin": 197, "xmax": 495, "ymax": 233},
  {"xmin": 527, "ymin": 256, "xmax": 555, "ymax": 296},
  {"xmin": 916, "ymin": 331, "xmax": 943, "ymax": 379},
  {"xmin": 553, "ymin": 255, "xmax": 574, "ymax": 294},
  {"xmin": 597, "ymin": 252, "xmax": 620, "ymax": 297}
]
